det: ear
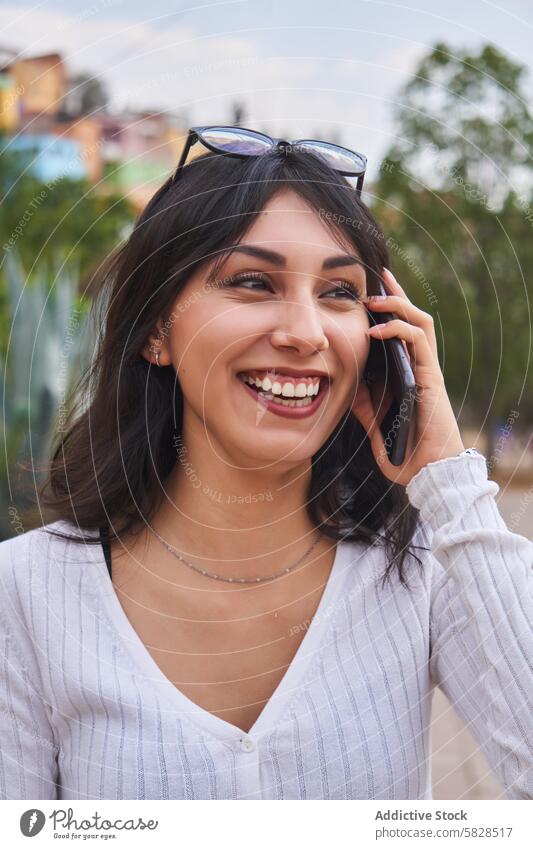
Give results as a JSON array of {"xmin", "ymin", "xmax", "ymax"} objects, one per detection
[{"xmin": 140, "ymin": 318, "xmax": 171, "ymax": 367}]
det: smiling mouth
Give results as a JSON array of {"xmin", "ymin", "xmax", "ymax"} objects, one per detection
[
  {"xmin": 236, "ymin": 373, "xmax": 331, "ymax": 417},
  {"xmin": 240, "ymin": 374, "xmax": 328, "ymax": 402}
]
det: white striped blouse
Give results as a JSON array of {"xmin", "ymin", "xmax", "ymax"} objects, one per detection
[{"xmin": 0, "ymin": 451, "xmax": 532, "ymax": 799}]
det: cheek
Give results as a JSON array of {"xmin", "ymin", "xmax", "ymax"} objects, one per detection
[
  {"xmin": 330, "ymin": 313, "xmax": 370, "ymax": 378},
  {"xmin": 179, "ymin": 304, "xmax": 269, "ymax": 360},
  {"xmin": 322, "ymin": 317, "xmax": 370, "ymax": 415},
  {"xmin": 167, "ymin": 303, "xmax": 251, "ymax": 384},
  {"xmin": 168, "ymin": 300, "xmax": 369, "ymax": 383}
]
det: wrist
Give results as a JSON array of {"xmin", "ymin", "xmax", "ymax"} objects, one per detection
[
  {"xmin": 405, "ymin": 447, "xmax": 490, "ymax": 515},
  {"xmin": 433, "ymin": 441, "xmax": 467, "ymax": 462}
]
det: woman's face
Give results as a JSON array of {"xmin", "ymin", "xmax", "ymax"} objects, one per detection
[{"xmin": 156, "ymin": 189, "xmax": 371, "ymax": 469}]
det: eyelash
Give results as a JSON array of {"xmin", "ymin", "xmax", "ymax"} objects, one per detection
[{"xmin": 223, "ymin": 271, "xmax": 362, "ymax": 301}]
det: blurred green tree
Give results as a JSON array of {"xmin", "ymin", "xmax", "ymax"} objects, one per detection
[
  {"xmin": 371, "ymin": 43, "xmax": 533, "ymax": 463},
  {"xmin": 0, "ymin": 132, "xmax": 134, "ymax": 537},
  {"xmin": 0, "ymin": 130, "xmax": 133, "ymax": 359}
]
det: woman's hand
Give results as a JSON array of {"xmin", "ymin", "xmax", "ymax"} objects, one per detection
[{"xmin": 350, "ymin": 267, "xmax": 465, "ymax": 486}]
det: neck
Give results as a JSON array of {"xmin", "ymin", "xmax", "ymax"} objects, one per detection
[{"xmin": 151, "ymin": 428, "xmax": 323, "ymax": 579}]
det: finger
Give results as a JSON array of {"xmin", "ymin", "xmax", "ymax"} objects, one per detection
[
  {"xmin": 351, "ymin": 379, "xmax": 392, "ymax": 463},
  {"xmin": 363, "ymin": 294, "xmax": 434, "ymax": 330},
  {"xmin": 352, "ymin": 374, "xmax": 415, "ymax": 482},
  {"xmin": 380, "ymin": 272, "xmax": 439, "ymax": 357},
  {"xmin": 381, "ymin": 267, "xmax": 409, "ymax": 298},
  {"xmin": 365, "ymin": 296, "xmax": 438, "ymax": 360},
  {"xmin": 351, "ymin": 378, "xmax": 380, "ymax": 439},
  {"xmin": 367, "ymin": 319, "xmax": 436, "ymax": 371}
]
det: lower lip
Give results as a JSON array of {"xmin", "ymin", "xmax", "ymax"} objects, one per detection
[{"xmin": 237, "ymin": 376, "xmax": 331, "ymax": 419}]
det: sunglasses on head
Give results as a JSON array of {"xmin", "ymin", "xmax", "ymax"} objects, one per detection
[{"xmin": 170, "ymin": 125, "xmax": 368, "ymax": 196}]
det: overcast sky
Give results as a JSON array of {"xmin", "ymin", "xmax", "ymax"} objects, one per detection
[{"xmin": 2, "ymin": 0, "xmax": 533, "ymax": 179}]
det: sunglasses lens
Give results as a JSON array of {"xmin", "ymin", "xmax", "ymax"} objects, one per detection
[
  {"xmin": 200, "ymin": 127, "xmax": 272, "ymax": 155},
  {"xmin": 295, "ymin": 141, "xmax": 367, "ymax": 174}
]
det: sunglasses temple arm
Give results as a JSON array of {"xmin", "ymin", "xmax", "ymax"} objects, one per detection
[
  {"xmin": 171, "ymin": 130, "xmax": 197, "ymax": 184},
  {"xmin": 356, "ymin": 173, "xmax": 365, "ymax": 197}
]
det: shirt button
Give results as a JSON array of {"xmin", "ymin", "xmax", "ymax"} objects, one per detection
[{"xmin": 239, "ymin": 736, "xmax": 255, "ymax": 752}]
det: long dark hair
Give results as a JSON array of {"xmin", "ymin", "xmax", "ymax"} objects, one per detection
[{"xmin": 36, "ymin": 145, "xmax": 428, "ymax": 589}]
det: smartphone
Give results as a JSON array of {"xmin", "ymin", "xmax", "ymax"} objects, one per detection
[{"xmin": 363, "ymin": 277, "xmax": 417, "ymax": 466}]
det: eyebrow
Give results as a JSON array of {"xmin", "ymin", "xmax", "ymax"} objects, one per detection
[{"xmin": 216, "ymin": 244, "xmax": 365, "ymax": 272}]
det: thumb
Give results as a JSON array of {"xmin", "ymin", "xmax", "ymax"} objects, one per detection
[
  {"xmin": 350, "ymin": 378, "xmax": 380, "ymax": 440},
  {"xmin": 350, "ymin": 378, "xmax": 393, "ymax": 467}
]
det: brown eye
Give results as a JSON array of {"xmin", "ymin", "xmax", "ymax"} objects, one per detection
[
  {"xmin": 224, "ymin": 272, "xmax": 271, "ymax": 290},
  {"xmin": 224, "ymin": 273, "xmax": 361, "ymax": 300},
  {"xmin": 326, "ymin": 281, "xmax": 361, "ymax": 301}
]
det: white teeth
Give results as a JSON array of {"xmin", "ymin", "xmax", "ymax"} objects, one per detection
[
  {"xmin": 240, "ymin": 373, "xmax": 322, "ymax": 397},
  {"xmin": 238, "ymin": 373, "xmax": 326, "ymax": 408}
]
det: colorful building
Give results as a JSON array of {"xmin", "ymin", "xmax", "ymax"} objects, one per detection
[{"xmin": 0, "ymin": 45, "xmax": 189, "ymax": 203}]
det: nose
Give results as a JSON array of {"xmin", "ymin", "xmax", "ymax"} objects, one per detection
[{"xmin": 269, "ymin": 297, "xmax": 329, "ymax": 355}]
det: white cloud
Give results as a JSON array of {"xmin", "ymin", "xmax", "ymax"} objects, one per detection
[{"xmin": 0, "ymin": 4, "xmax": 425, "ymax": 170}]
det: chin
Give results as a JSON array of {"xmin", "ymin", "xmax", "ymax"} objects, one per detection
[{"xmin": 232, "ymin": 430, "xmax": 324, "ymax": 466}]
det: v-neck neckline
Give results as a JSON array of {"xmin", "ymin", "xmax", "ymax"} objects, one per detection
[{"xmin": 90, "ymin": 534, "xmax": 350, "ymax": 742}]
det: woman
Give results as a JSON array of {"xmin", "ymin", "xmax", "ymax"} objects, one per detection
[{"xmin": 1, "ymin": 127, "xmax": 532, "ymax": 800}]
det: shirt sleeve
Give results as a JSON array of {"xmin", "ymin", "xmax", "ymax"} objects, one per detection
[
  {"xmin": 405, "ymin": 451, "xmax": 533, "ymax": 800},
  {"xmin": 0, "ymin": 532, "xmax": 60, "ymax": 799}
]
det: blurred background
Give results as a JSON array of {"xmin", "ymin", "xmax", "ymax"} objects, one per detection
[{"xmin": 0, "ymin": 0, "xmax": 531, "ymax": 800}]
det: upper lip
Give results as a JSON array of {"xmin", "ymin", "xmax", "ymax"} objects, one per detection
[{"xmin": 237, "ymin": 366, "xmax": 332, "ymax": 382}]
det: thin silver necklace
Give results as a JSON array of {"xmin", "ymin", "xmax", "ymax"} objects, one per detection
[{"xmin": 147, "ymin": 526, "xmax": 323, "ymax": 584}]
